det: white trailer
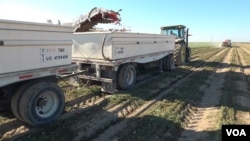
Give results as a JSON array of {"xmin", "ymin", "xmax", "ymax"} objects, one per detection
[
  {"xmin": 0, "ymin": 13, "xmax": 177, "ymax": 126},
  {"xmin": 70, "ymin": 7, "xmax": 177, "ymax": 93},
  {"xmin": 0, "ymin": 19, "xmax": 74, "ymax": 126},
  {"xmin": 72, "ymin": 32, "xmax": 176, "ymax": 93}
]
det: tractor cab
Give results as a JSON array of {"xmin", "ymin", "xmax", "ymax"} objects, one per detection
[
  {"xmin": 161, "ymin": 25, "xmax": 187, "ymax": 41},
  {"xmin": 160, "ymin": 25, "xmax": 191, "ymax": 66}
]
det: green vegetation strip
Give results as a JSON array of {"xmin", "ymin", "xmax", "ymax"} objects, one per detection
[
  {"xmin": 115, "ymin": 48, "xmax": 230, "ymax": 140},
  {"xmin": 191, "ymin": 47, "xmax": 216, "ymax": 56},
  {"xmin": 14, "ymin": 47, "xmax": 225, "ymax": 141},
  {"xmin": 222, "ymin": 47, "xmax": 250, "ymax": 112},
  {"xmin": 237, "ymin": 47, "xmax": 250, "ymax": 64},
  {"xmin": 214, "ymin": 47, "xmax": 247, "ymax": 140},
  {"xmin": 117, "ymin": 100, "xmax": 184, "ymax": 141},
  {"xmin": 189, "ymin": 42, "xmax": 221, "ymax": 48}
]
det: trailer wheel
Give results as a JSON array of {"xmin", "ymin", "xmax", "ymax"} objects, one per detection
[
  {"xmin": 162, "ymin": 54, "xmax": 175, "ymax": 71},
  {"xmin": 18, "ymin": 81, "xmax": 65, "ymax": 126},
  {"xmin": 117, "ymin": 64, "xmax": 136, "ymax": 90},
  {"xmin": 174, "ymin": 43, "xmax": 186, "ymax": 66},
  {"xmin": 166, "ymin": 54, "xmax": 175, "ymax": 71},
  {"xmin": 11, "ymin": 82, "xmax": 34, "ymax": 121}
]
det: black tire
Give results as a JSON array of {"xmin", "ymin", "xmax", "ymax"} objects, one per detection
[
  {"xmin": 117, "ymin": 64, "xmax": 136, "ymax": 90},
  {"xmin": 174, "ymin": 43, "xmax": 186, "ymax": 66},
  {"xmin": 11, "ymin": 82, "xmax": 34, "ymax": 121},
  {"xmin": 185, "ymin": 47, "xmax": 191, "ymax": 63},
  {"xmin": 18, "ymin": 81, "xmax": 65, "ymax": 126},
  {"xmin": 0, "ymin": 99, "xmax": 10, "ymax": 112},
  {"xmin": 0, "ymin": 88, "xmax": 11, "ymax": 112},
  {"xmin": 162, "ymin": 54, "xmax": 175, "ymax": 71},
  {"xmin": 167, "ymin": 54, "xmax": 176, "ymax": 70}
]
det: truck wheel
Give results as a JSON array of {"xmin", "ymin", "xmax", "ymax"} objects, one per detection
[
  {"xmin": 174, "ymin": 43, "xmax": 186, "ymax": 66},
  {"xmin": 18, "ymin": 81, "xmax": 65, "ymax": 126},
  {"xmin": 162, "ymin": 54, "xmax": 175, "ymax": 71},
  {"xmin": 117, "ymin": 64, "xmax": 136, "ymax": 90},
  {"xmin": 11, "ymin": 82, "xmax": 34, "ymax": 121},
  {"xmin": 186, "ymin": 47, "xmax": 191, "ymax": 63}
]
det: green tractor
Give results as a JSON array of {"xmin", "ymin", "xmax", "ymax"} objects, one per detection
[{"xmin": 161, "ymin": 25, "xmax": 191, "ymax": 66}]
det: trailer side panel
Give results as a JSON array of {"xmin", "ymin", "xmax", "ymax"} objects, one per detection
[
  {"xmin": 72, "ymin": 32, "xmax": 175, "ymax": 60},
  {"xmin": 0, "ymin": 19, "xmax": 73, "ymax": 74}
]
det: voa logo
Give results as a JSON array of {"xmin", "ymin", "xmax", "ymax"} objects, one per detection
[{"xmin": 226, "ymin": 129, "xmax": 246, "ymax": 136}]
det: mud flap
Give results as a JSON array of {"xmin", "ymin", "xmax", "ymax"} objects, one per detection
[
  {"xmin": 101, "ymin": 82, "xmax": 117, "ymax": 93},
  {"xmin": 186, "ymin": 47, "xmax": 191, "ymax": 63},
  {"xmin": 0, "ymin": 99, "xmax": 10, "ymax": 112},
  {"xmin": 68, "ymin": 76, "xmax": 81, "ymax": 87}
]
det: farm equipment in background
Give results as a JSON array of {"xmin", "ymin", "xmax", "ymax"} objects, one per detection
[
  {"xmin": 161, "ymin": 25, "xmax": 191, "ymax": 66},
  {"xmin": 221, "ymin": 39, "xmax": 231, "ymax": 47}
]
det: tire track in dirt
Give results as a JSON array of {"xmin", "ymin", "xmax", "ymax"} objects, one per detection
[
  {"xmin": 0, "ymin": 47, "xmax": 225, "ymax": 141},
  {"xmin": 234, "ymin": 46, "xmax": 250, "ymax": 124},
  {"xmin": 63, "ymin": 48, "xmax": 227, "ymax": 141},
  {"xmin": 191, "ymin": 47, "xmax": 219, "ymax": 56},
  {"xmin": 72, "ymin": 72, "xmax": 194, "ymax": 141},
  {"xmin": 235, "ymin": 46, "xmax": 250, "ymax": 84},
  {"xmin": 88, "ymin": 48, "xmax": 228, "ymax": 141},
  {"xmin": 178, "ymin": 47, "xmax": 233, "ymax": 141},
  {"xmin": 237, "ymin": 45, "xmax": 250, "ymax": 77},
  {"xmin": 191, "ymin": 48, "xmax": 222, "ymax": 61}
]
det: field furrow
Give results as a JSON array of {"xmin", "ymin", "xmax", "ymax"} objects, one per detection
[
  {"xmin": 1, "ymin": 44, "xmax": 250, "ymax": 141},
  {"xmin": 89, "ymin": 47, "xmax": 229, "ymax": 141},
  {"xmin": 178, "ymin": 48, "xmax": 232, "ymax": 141}
]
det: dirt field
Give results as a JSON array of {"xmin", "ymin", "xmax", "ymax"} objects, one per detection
[{"xmin": 1, "ymin": 43, "xmax": 250, "ymax": 141}]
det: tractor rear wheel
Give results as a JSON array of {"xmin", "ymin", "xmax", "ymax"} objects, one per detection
[{"xmin": 174, "ymin": 43, "xmax": 186, "ymax": 66}]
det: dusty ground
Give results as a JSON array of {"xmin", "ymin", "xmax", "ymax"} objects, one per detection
[
  {"xmin": 178, "ymin": 48, "xmax": 233, "ymax": 141},
  {"xmin": 1, "ymin": 44, "xmax": 250, "ymax": 141}
]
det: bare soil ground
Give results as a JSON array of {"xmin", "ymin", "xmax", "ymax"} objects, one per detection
[
  {"xmin": 1, "ymin": 43, "xmax": 250, "ymax": 141},
  {"xmin": 178, "ymin": 48, "xmax": 233, "ymax": 141}
]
